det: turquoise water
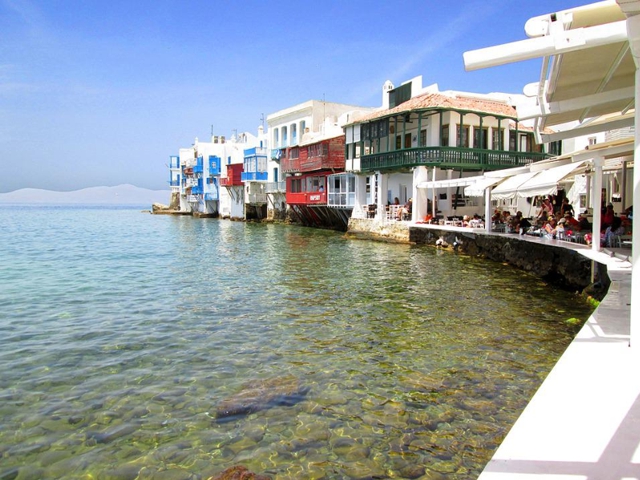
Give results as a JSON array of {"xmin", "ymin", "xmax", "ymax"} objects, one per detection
[{"xmin": 0, "ymin": 205, "xmax": 592, "ymax": 480}]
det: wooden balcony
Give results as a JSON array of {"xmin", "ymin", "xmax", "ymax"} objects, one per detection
[
  {"xmin": 360, "ymin": 146, "xmax": 550, "ymax": 172},
  {"xmin": 281, "ymin": 137, "xmax": 345, "ymax": 173},
  {"xmin": 221, "ymin": 164, "xmax": 244, "ymax": 187}
]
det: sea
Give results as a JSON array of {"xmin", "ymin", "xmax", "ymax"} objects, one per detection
[{"xmin": 0, "ymin": 204, "xmax": 594, "ymax": 480}]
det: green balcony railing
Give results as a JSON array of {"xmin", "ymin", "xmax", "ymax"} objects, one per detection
[{"xmin": 360, "ymin": 146, "xmax": 550, "ymax": 172}]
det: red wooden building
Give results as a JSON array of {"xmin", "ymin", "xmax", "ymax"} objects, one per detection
[
  {"xmin": 220, "ymin": 163, "xmax": 244, "ymax": 187},
  {"xmin": 282, "ymin": 135, "xmax": 350, "ymax": 229},
  {"xmin": 283, "ymin": 135, "xmax": 345, "ymax": 204}
]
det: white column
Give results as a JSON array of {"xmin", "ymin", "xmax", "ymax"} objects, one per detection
[
  {"xmin": 413, "ymin": 166, "xmax": 430, "ymax": 222},
  {"xmin": 622, "ymin": 160, "xmax": 628, "ymax": 211},
  {"xmin": 446, "ymin": 169, "xmax": 453, "ymax": 213},
  {"xmin": 628, "ymin": 13, "xmax": 640, "ymax": 350},
  {"xmin": 592, "ymin": 156, "xmax": 603, "ymax": 252},
  {"xmin": 632, "ymin": 64, "xmax": 640, "ymax": 349},
  {"xmin": 485, "ymin": 187, "xmax": 492, "ymax": 233},
  {"xmin": 355, "ymin": 174, "xmax": 368, "ymax": 218},
  {"xmin": 431, "ymin": 167, "xmax": 437, "ymax": 219},
  {"xmin": 377, "ymin": 172, "xmax": 388, "ymax": 221}
]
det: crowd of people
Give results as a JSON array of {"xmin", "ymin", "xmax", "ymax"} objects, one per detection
[{"xmin": 488, "ymin": 195, "xmax": 633, "ymax": 247}]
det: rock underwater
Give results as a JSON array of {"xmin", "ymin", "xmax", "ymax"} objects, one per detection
[
  {"xmin": 214, "ymin": 375, "xmax": 309, "ymax": 420},
  {"xmin": 208, "ymin": 465, "xmax": 271, "ymax": 480}
]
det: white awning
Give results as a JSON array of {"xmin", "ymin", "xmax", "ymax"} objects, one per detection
[
  {"xmin": 416, "ymin": 175, "xmax": 484, "ymax": 189},
  {"xmin": 491, "ymin": 171, "xmax": 539, "ymax": 200},
  {"xmin": 516, "ymin": 161, "xmax": 586, "ymax": 198},
  {"xmin": 464, "ymin": 176, "xmax": 504, "ymax": 197}
]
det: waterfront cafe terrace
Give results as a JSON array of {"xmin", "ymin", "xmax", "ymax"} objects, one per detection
[
  {"xmin": 339, "ymin": 85, "xmax": 559, "ymax": 222},
  {"xmin": 463, "ymin": 0, "xmax": 638, "ymax": 338}
]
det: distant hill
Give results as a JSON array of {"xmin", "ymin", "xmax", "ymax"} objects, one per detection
[{"xmin": 0, "ymin": 184, "xmax": 172, "ymax": 205}]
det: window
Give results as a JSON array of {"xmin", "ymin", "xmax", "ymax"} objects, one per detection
[
  {"xmin": 389, "ymin": 83, "xmax": 412, "ymax": 108},
  {"xmin": 282, "ymin": 126, "xmax": 288, "ymax": 147},
  {"xmin": 274, "ymin": 128, "xmax": 279, "ymax": 147},
  {"xmin": 458, "ymin": 126, "xmax": 469, "ymax": 147},
  {"xmin": 289, "ymin": 147, "xmax": 299, "ymax": 159},
  {"xmin": 290, "ymin": 178, "xmax": 302, "ymax": 193},
  {"xmin": 420, "ymin": 129, "xmax": 427, "ymax": 147},
  {"xmin": 395, "ymin": 135, "xmax": 401, "ymax": 150},
  {"xmin": 404, "ymin": 133, "xmax": 411, "ymax": 149},
  {"xmin": 291, "ymin": 123, "xmax": 297, "ymax": 144},
  {"xmin": 309, "ymin": 143, "xmax": 326, "ymax": 157},
  {"xmin": 492, "ymin": 129, "xmax": 503, "ymax": 150},
  {"xmin": 588, "ymin": 136, "xmax": 597, "ymax": 146},
  {"xmin": 441, "ymin": 125, "xmax": 449, "ymax": 147},
  {"xmin": 474, "ymin": 127, "xmax": 488, "ymax": 149}
]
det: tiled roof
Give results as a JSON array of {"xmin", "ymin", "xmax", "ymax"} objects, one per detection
[{"xmin": 352, "ymin": 92, "xmax": 517, "ymax": 124}]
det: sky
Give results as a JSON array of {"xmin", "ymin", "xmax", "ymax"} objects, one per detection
[{"xmin": 1, "ymin": 0, "xmax": 591, "ymax": 193}]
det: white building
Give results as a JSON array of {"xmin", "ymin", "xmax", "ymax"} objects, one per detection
[{"xmin": 267, "ymin": 100, "xmax": 375, "ymax": 222}]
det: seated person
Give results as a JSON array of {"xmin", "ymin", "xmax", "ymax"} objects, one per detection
[
  {"xmin": 603, "ymin": 216, "xmax": 625, "ymax": 247},
  {"xmin": 602, "ymin": 203, "xmax": 615, "ymax": 230},
  {"xmin": 577, "ymin": 211, "xmax": 592, "ymax": 232},
  {"xmin": 559, "ymin": 211, "xmax": 580, "ymax": 230},
  {"xmin": 560, "ymin": 198, "xmax": 574, "ymax": 217},
  {"xmin": 397, "ymin": 198, "xmax": 412, "ymax": 220},
  {"xmin": 544, "ymin": 217, "xmax": 560, "ymax": 238}
]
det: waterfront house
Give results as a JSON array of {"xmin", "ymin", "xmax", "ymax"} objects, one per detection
[
  {"xmin": 242, "ymin": 125, "xmax": 270, "ymax": 220},
  {"xmin": 267, "ymin": 100, "xmax": 375, "ymax": 225},
  {"xmin": 282, "ymin": 130, "xmax": 350, "ymax": 229},
  {"xmin": 174, "ymin": 133, "xmax": 259, "ymax": 217},
  {"xmin": 218, "ymin": 132, "xmax": 263, "ymax": 220},
  {"xmin": 340, "ymin": 76, "xmax": 558, "ymax": 223}
]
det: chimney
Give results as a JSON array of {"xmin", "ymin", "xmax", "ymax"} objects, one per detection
[{"xmin": 382, "ymin": 80, "xmax": 394, "ymax": 110}]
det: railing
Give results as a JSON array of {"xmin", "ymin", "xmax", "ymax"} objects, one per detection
[
  {"xmin": 187, "ymin": 195, "xmax": 199, "ymax": 203},
  {"xmin": 193, "ymin": 164, "xmax": 203, "ymax": 174},
  {"xmin": 204, "ymin": 192, "xmax": 218, "ymax": 201},
  {"xmin": 265, "ymin": 181, "xmax": 286, "ymax": 194},
  {"xmin": 168, "ymin": 180, "xmax": 180, "ymax": 187},
  {"xmin": 241, "ymin": 171, "xmax": 268, "ymax": 181},
  {"xmin": 328, "ymin": 192, "xmax": 356, "ymax": 208},
  {"xmin": 360, "ymin": 146, "xmax": 550, "ymax": 172},
  {"xmin": 220, "ymin": 177, "xmax": 243, "ymax": 187},
  {"xmin": 244, "ymin": 147, "xmax": 268, "ymax": 156},
  {"xmin": 191, "ymin": 186, "xmax": 203, "ymax": 195}
]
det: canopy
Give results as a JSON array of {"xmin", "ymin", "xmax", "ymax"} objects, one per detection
[
  {"xmin": 416, "ymin": 175, "xmax": 484, "ymax": 189},
  {"xmin": 515, "ymin": 161, "xmax": 585, "ymax": 198},
  {"xmin": 491, "ymin": 171, "xmax": 538, "ymax": 200},
  {"xmin": 464, "ymin": 176, "xmax": 504, "ymax": 197}
]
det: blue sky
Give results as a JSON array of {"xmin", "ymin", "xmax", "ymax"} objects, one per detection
[{"xmin": 1, "ymin": 0, "xmax": 589, "ymax": 193}]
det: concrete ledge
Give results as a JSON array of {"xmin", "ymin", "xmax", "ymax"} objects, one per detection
[{"xmin": 478, "ymin": 263, "xmax": 637, "ymax": 480}]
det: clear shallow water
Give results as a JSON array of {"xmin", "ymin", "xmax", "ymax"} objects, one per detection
[{"xmin": 0, "ymin": 205, "xmax": 593, "ymax": 480}]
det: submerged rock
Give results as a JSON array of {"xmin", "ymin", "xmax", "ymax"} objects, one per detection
[
  {"xmin": 207, "ymin": 465, "xmax": 271, "ymax": 480},
  {"xmin": 214, "ymin": 376, "xmax": 308, "ymax": 420}
]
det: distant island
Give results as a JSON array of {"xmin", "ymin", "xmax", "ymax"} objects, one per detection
[{"xmin": 0, "ymin": 184, "xmax": 171, "ymax": 205}]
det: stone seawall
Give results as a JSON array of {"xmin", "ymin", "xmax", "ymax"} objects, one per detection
[
  {"xmin": 409, "ymin": 227, "xmax": 594, "ymax": 291},
  {"xmin": 347, "ymin": 220, "xmax": 598, "ymax": 292},
  {"xmin": 346, "ymin": 219, "xmax": 411, "ymax": 243}
]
